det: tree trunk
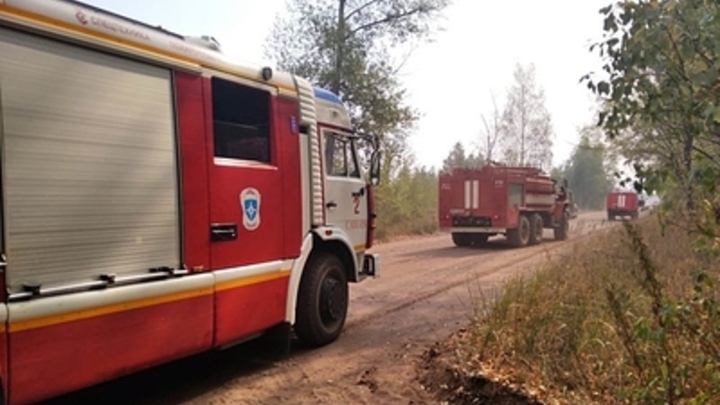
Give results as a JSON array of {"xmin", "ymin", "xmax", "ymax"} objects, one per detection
[{"xmin": 333, "ymin": 0, "xmax": 346, "ymax": 95}]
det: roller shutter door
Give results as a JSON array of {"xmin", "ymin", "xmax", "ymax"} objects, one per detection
[{"xmin": 0, "ymin": 28, "xmax": 180, "ymax": 291}]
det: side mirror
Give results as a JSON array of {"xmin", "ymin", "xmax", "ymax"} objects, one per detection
[{"xmin": 369, "ymin": 150, "xmax": 382, "ymax": 186}]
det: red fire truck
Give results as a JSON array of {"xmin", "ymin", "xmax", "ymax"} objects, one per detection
[
  {"xmin": 439, "ymin": 164, "xmax": 570, "ymax": 248},
  {"xmin": 0, "ymin": 1, "xmax": 381, "ymax": 403},
  {"xmin": 606, "ymin": 190, "xmax": 643, "ymax": 220}
]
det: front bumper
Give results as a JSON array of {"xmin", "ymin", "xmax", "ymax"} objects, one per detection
[
  {"xmin": 440, "ymin": 226, "xmax": 506, "ymax": 234},
  {"xmin": 359, "ymin": 253, "xmax": 380, "ymax": 279},
  {"xmin": 608, "ymin": 209, "xmax": 637, "ymax": 216},
  {"xmin": 451, "ymin": 215, "xmax": 492, "ymax": 227}
]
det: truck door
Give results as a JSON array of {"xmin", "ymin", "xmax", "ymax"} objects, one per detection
[
  {"xmin": 206, "ymin": 77, "xmax": 284, "ymax": 269},
  {"xmin": 323, "ymin": 130, "xmax": 367, "ymax": 251}
]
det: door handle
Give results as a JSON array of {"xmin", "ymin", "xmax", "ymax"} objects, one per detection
[
  {"xmin": 326, "ymin": 200, "xmax": 337, "ymax": 209},
  {"xmin": 210, "ymin": 223, "xmax": 237, "ymax": 242},
  {"xmin": 351, "ymin": 187, "xmax": 365, "ymax": 198}
]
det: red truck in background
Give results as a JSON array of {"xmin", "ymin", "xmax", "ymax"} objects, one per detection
[
  {"xmin": 606, "ymin": 190, "xmax": 644, "ymax": 220},
  {"xmin": 439, "ymin": 164, "xmax": 571, "ymax": 248}
]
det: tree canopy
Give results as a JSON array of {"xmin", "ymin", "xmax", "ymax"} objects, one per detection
[
  {"xmin": 562, "ymin": 126, "xmax": 615, "ymax": 210},
  {"xmin": 583, "ymin": 0, "xmax": 720, "ymax": 209},
  {"xmin": 440, "ymin": 141, "xmax": 483, "ymax": 173},
  {"xmin": 500, "ymin": 62, "xmax": 554, "ymax": 171}
]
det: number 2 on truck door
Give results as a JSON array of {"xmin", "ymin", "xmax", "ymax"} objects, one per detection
[{"xmin": 323, "ymin": 130, "xmax": 367, "ymax": 249}]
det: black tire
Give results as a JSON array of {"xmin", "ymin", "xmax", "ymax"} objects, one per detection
[
  {"xmin": 528, "ymin": 213, "xmax": 544, "ymax": 245},
  {"xmin": 607, "ymin": 212, "xmax": 614, "ymax": 221},
  {"xmin": 452, "ymin": 232, "xmax": 472, "ymax": 247},
  {"xmin": 507, "ymin": 214, "xmax": 531, "ymax": 247},
  {"xmin": 294, "ymin": 253, "xmax": 348, "ymax": 347},
  {"xmin": 554, "ymin": 210, "xmax": 569, "ymax": 241},
  {"xmin": 471, "ymin": 234, "xmax": 489, "ymax": 246}
]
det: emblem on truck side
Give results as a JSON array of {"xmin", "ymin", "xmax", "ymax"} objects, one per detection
[{"xmin": 240, "ymin": 188, "xmax": 261, "ymax": 231}]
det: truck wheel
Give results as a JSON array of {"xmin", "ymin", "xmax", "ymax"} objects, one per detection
[
  {"xmin": 452, "ymin": 232, "xmax": 472, "ymax": 247},
  {"xmin": 607, "ymin": 212, "xmax": 613, "ymax": 221},
  {"xmin": 471, "ymin": 234, "xmax": 489, "ymax": 246},
  {"xmin": 554, "ymin": 211, "xmax": 569, "ymax": 241},
  {"xmin": 507, "ymin": 214, "xmax": 530, "ymax": 247},
  {"xmin": 528, "ymin": 213, "xmax": 544, "ymax": 245},
  {"xmin": 294, "ymin": 252, "xmax": 348, "ymax": 347}
]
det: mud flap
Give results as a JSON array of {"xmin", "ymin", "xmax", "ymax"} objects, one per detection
[{"xmin": 260, "ymin": 322, "xmax": 292, "ymax": 360}]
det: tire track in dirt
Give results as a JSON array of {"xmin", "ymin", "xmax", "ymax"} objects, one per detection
[{"xmin": 346, "ymin": 212, "xmax": 615, "ymax": 331}]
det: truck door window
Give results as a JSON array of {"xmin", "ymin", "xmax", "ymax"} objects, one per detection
[
  {"xmin": 325, "ymin": 131, "xmax": 360, "ymax": 178},
  {"xmin": 211, "ymin": 77, "xmax": 271, "ymax": 163},
  {"xmin": 347, "ymin": 139, "xmax": 360, "ymax": 178},
  {"xmin": 326, "ymin": 133, "xmax": 347, "ymax": 176},
  {"xmin": 350, "ymin": 140, "xmax": 360, "ymax": 179}
]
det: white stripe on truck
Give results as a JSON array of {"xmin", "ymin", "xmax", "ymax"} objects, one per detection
[
  {"xmin": 464, "ymin": 180, "xmax": 471, "ymax": 209},
  {"xmin": 472, "ymin": 180, "xmax": 479, "ymax": 209}
]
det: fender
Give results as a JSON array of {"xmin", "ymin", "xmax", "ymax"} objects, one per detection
[
  {"xmin": 313, "ymin": 225, "xmax": 359, "ymax": 272},
  {"xmin": 284, "ymin": 234, "xmax": 313, "ymax": 325}
]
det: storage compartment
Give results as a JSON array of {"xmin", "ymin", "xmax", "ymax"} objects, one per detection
[{"xmin": 0, "ymin": 28, "xmax": 180, "ymax": 291}]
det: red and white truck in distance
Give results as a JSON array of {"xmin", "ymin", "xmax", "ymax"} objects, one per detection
[
  {"xmin": 439, "ymin": 164, "xmax": 571, "ymax": 248},
  {"xmin": 606, "ymin": 190, "xmax": 644, "ymax": 220},
  {"xmin": 0, "ymin": 0, "xmax": 381, "ymax": 403}
]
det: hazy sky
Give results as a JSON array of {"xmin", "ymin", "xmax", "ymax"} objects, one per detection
[{"xmin": 81, "ymin": 0, "xmax": 611, "ymax": 170}]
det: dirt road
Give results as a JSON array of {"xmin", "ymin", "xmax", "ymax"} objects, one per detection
[{"xmin": 43, "ymin": 211, "xmax": 613, "ymax": 405}]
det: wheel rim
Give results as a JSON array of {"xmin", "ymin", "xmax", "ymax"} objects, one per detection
[
  {"xmin": 535, "ymin": 217, "xmax": 543, "ymax": 240},
  {"xmin": 520, "ymin": 218, "xmax": 530, "ymax": 242},
  {"xmin": 319, "ymin": 271, "xmax": 346, "ymax": 327}
]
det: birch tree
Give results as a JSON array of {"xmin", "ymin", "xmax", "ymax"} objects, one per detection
[{"xmin": 500, "ymin": 63, "xmax": 554, "ymax": 171}]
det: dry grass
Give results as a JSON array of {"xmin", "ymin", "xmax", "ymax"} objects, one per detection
[
  {"xmin": 375, "ymin": 209, "xmax": 438, "ymax": 241},
  {"xmin": 425, "ymin": 214, "xmax": 720, "ymax": 405}
]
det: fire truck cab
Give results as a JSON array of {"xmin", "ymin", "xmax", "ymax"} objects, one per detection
[{"xmin": 0, "ymin": 1, "xmax": 381, "ymax": 403}]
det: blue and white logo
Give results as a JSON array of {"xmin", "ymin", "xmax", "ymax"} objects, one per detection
[{"xmin": 240, "ymin": 187, "xmax": 261, "ymax": 231}]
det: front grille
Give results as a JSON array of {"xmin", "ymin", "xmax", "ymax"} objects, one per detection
[{"xmin": 452, "ymin": 216, "xmax": 492, "ymax": 227}]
